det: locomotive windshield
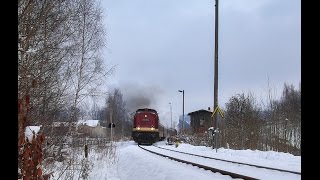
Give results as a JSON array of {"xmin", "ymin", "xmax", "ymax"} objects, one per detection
[{"xmin": 136, "ymin": 108, "xmax": 157, "ymax": 114}]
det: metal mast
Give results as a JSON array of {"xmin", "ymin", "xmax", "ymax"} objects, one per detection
[
  {"xmin": 213, "ymin": 0, "xmax": 219, "ymax": 129},
  {"xmin": 213, "ymin": 0, "xmax": 219, "ymax": 151}
]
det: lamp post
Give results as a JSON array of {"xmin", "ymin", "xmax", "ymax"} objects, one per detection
[
  {"xmin": 169, "ymin": 102, "xmax": 172, "ymax": 132},
  {"xmin": 178, "ymin": 90, "xmax": 184, "ymax": 134}
]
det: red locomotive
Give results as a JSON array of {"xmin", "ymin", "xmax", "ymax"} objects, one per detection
[{"xmin": 132, "ymin": 108, "xmax": 160, "ymax": 145}]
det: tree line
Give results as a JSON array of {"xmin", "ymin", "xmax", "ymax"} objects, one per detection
[
  {"xmin": 184, "ymin": 83, "xmax": 301, "ymax": 156},
  {"xmin": 218, "ymin": 83, "xmax": 301, "ymax": 155}
]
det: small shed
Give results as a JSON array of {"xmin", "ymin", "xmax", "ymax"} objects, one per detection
[{"xmin": 188, "ymin": 109, "xmax": 212, "ymax": 134}]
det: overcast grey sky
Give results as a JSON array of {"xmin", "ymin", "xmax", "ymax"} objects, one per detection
[{"xmin": 100, "ymin": 0, "xmax": 300, "ymax": 128}]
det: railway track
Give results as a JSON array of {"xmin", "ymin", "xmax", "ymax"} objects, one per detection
[
  {"xmin": 138, "ymin": 145, "xmax": 301, "ymax": 180},
  {"xmin": 139, "ymin": 145, "xmax": 257, "ymax": 180},
  {"xmin": 153, "ymin": 145, "xmax": 301, "ymax": 175}
]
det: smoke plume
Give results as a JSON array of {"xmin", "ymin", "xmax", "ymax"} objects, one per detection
[{"xmin": 121, "ymin": 82, "xmax": 164, "ymax": 113}]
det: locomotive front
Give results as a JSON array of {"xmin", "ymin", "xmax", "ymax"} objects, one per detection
[{"xmin": 132, "ymin": 108, "xmax": 160, "ymax": 145}]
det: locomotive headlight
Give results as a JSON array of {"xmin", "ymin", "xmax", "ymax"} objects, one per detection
[
  {"xmin": 137, "ymin": 126, "xmax": 140, "ymax": 130},
  {"xmin": 151, "ymin": 127, "xmax": 154, "ymax": 130}
]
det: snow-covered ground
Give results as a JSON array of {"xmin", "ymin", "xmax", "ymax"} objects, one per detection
[{"xmin": 44, "ymin": 140, "xmax": 300, "ymax": 180}]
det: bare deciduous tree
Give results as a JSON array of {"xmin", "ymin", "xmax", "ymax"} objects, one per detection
[
  {"xmin": 223, "ymin": 92, "xmax": 262, "ymax": 150},
  {"xmin": 105, "ymin": 89, "xmax": 131, "ymax": 139},
  {"xmin": 66, "ymin": 0, "xmax": 114, "ymax": 123},
  {"xmin": 18, "ymin": 0, "xmax": 115, "ymax": 177}
]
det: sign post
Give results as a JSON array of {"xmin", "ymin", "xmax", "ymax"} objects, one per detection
[{"xmin": 211, "ymin": 105, "xmax": 224, "ymax": 152}]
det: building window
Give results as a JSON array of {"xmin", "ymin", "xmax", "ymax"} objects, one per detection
[{"xmin": 200, "ymin": 118, "xmax": 205, "ymax": 126}]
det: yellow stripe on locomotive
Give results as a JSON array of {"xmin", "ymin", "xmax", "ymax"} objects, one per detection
[{"xmin": 132, "ymin": 127, "xmax": 159, "ymax": 132}]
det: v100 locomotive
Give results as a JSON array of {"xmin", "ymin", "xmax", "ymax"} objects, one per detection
[{"xmin": 131, "ymin": 108, "xmax": 160, "ymax": 145}]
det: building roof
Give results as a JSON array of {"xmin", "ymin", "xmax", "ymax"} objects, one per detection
[
  {"xmin": 77, "ymin": 120, "xmax": 100, "ymax": 127},
  {"xmin": 187, "ymin": 109, "xmax": 212, "ymax": 116},
  {"xmin": 52, "ymin": 122, "xmax": 71, "ymax": 127}
]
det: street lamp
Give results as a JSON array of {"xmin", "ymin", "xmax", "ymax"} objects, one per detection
[
  {"xmin": 178, "ymin": 90, "xmax": 184, "ymax": 133},
  {"xmin": 169, "ymin": 102, "xmax": 172, "ymax": 131}
]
